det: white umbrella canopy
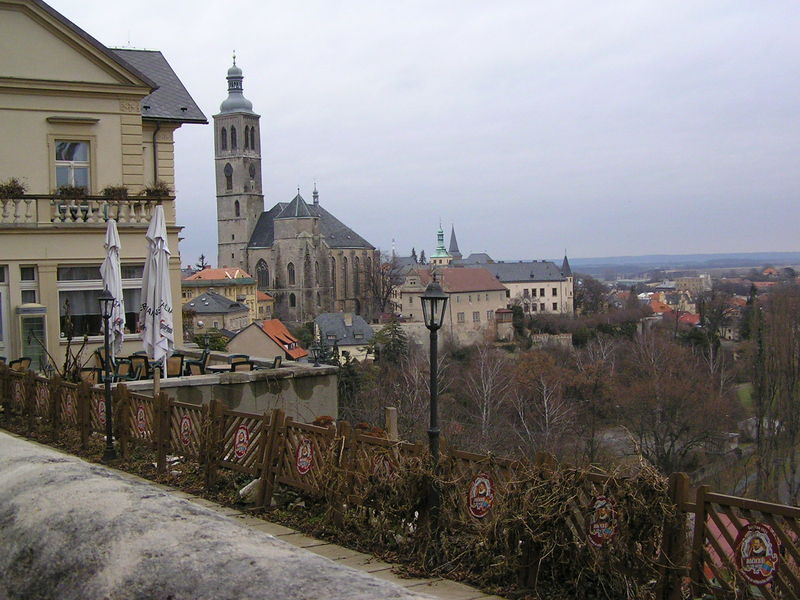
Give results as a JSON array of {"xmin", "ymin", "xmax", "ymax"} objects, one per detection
[
  {"xmin": 99, "ymin": 218, "xmax": 125, "ymax": 359},
  {"xmin": 139, "ymin": 205, "xmax": 174, "ymax": 374}
]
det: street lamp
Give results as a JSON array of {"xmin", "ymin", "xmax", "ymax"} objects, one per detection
[
  {"xmin": 98, "ymin": 287, "xmax": 117, "ymax": 462},
  {"xmin": 310, "ymin": 343, "xmax": 321, "ymax": 367},
  {"xmin": 420, "ymin": 274, "xmax": 448, "ymax": 467}
]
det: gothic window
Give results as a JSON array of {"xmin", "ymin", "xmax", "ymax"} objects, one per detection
[
  {"xmin": 224, "ymin": 163, "xmax": 233, "ymax": 190},
  {"xmin": 289, "ymin": 293, "xmax": 296, "ymax": 308},
  {"xmin": 256, "ymin": 260, "xmax": 269, "ymax": 289},
  {"xmin": 287, "ymin": 262, "xmax": 296, "ymax": 286},
  {"xmin": 316, "ymin": 292, "xmax": 321, "ymax": 306},
  {"xmin": 244, "ymin": 126, "xmax": 249, "ymax": 149},
  {"xmin": 220, "ymin": 127, "xmax": 227, "ymax": 150},
  {"xmin": 234, "ymin": 200, "xmax": 240, "ymax": 217},
  {"xmin": 250, "ymin": 127, "xmax": 255, "ymax": 149},
  {"xmin": 342, "ymin": 257, "xmax": 348, "ymax": 298},
  {"xmin": 314, "ymin": 261, "xmax": 320, "ymax": 284},
  {"xmin": 331, "ymin": 258, "xmax": 336, "ymax": 293},
  {"xmin": 231, "ymin": 126, "xmax": 237, "ymax": 149},
  {"xmin": 353, "ymin": 257, "xmax": 360, "ymax": 295}
]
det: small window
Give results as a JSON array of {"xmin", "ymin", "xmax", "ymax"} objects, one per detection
[
  {"xmin": 457, "ymin": 312, "xmax": 465, "ymax": 323},
  {"xmin": 220, "ymin": 127, "xmax": 228, "ymax": 150},
  {"xmin": 21, "ymin": 289, "xmax": 36, "ymax": 303},
  {"xmin": 231, "ymin": 126, "xmax": 238, "ymax": 149},
  {"xmin": 234, "ymin": 200, "xmax": 240, "ymax": 217},
  {"xmin": 327, "ymin": 334, "xmax": 336, "ymax": 340},
  {"xmin": 540, "ymin": 303, "xmax": 545, "ymax": 311},
  {"xmin": 487, "ymin": 310, "xmax": 494, "ymax": 321},
  {"xmin": 553, "ymin": 302, "xmax": 558, "ymax": 311},
  {"xmin": 231, "ymin": 234, "xmax": 234, "ymax": 241},
  {"xmin": 523, "ymin": 289, "xmax": 529, "ymax": 298},
  {"xmin": 224, "ymin": 163, "xmax": 233, "ymax": 190},
  {"xmin": 316, "ymin": 292, "xmax": 321, "ymax": 306},
  {"xmin": 468, "ymin": 295, "xmax": 471, "ymax": 302},
  {"xmin": 531, "ymin": 304, "xmax": 537, "ymax": 312},
  {"xmin": 20, "ymin": 266, "xmax": 36, "ymax": 281},
  {"xmin": 532, "ymin": 288, "xmax": 537, "ymax": 297},
  {"xmin": 287, "ymin": 262, "xmax": 296, "ymax": 286},
  {"xmin": 540, "ymin": 288, "xmax": 545, "ymax": 296},
  {"xmin": 472, "ymin": 311, "xmax": 480, "ymax": 322},
  {"xmin": 55, "ymin": 141, "xmax": 90, "ymax": 189},
  {"xmin": 250, "ymin": 127, "xmax": 256, "ymax": 149},
  {"xmin": 244, "ymin": 126, "xmax": 250, "ymax": 149},
  {"xmin": 289, "ymin": 293, "xmax": 296, "ymax": 307},
  {"xmin": 354, "ymin": 333, "xmax": 364, "ymax": 339},
  {"xmin": 552, "ymin": 288, "xmax": 558, "ymax": 297}
]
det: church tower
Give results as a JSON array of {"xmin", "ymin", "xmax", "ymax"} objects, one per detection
[
  {"xmin": 430, "ymin": 224, "xmax": 452, "ymax": 266},
  {"xmin": 215, "ymin": 57, "xmax": 264, "ymax": 268}
]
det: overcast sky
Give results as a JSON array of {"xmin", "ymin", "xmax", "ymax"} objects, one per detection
[{"xmin": 51, "ymin": 1, "xmax": 800, "ymax": 266}]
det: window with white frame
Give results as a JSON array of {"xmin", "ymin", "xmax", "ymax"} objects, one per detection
[
  {"xmin": 472, "ymin": 311, "xmax": 480, "ymax": 322},
  {"xmin": 20, "ymin": 265, "xmax": 38, "ymax": 304},
  {"xmin": 55, "ymin": 141, "xmax": 90, "ymax": 189},
  {"xmin": 57, "ymin": 264, "xmax": 143, "ymax": 337}
]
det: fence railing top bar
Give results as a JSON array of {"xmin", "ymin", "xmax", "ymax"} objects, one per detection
[
  {"xmin": 284, "ymin": 419, "xmax": 336, "ymax": 434},
  {"xmin": 171, "ymin": 399, "xmax": 204, "ymax": 412},
  {"xmin": 129, "ymin": 391, "xmax": 155, "ymax": 402},
  {"xmin": 350, "ymin": 431, "xmax": 419, "ymax": 449},
  {"xmin": 221, "ymin": 407, "xmax": 271, "ymax": 420},
  {"xmin": 705, "ymin": 490, "xmax": 800, "ymax": 518},
  {"xmin": 448, "ymin": 447, "xmax": 519, "ymax": 468}
]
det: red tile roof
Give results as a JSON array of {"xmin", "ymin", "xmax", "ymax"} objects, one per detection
[
  {"xmin": 186, "ymin": 267, "xmax": 252, "ymax": 281},
  {"xmin": 260, "ymin": 319, "xmax": 308, "ymax": 359},
  {"xmin": 256, "ymin": 291, "xmax": 273, "ymax": 301},
  {"xmin": 416, "ymin": 267, "xmax": 507, "ymax": 293}
]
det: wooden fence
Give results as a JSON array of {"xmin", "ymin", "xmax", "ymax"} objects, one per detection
[{"xmin": 3, "ymin": 364, "xmax": 799, "ymax": 599}]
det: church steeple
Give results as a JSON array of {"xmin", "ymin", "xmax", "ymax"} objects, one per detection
[
  {"xmin": 430, "ymin": 223, "xmax": 452, "ymax": 266},
  {"xmin": 561, "ymin": 252, "xmax": 572, "ymax": 277},
  {"xmin": 220, "ymin": 55, "xmax": 254, "ymax": 114},
  {"xmin": 448, "ymin": 225, "xmax": 462, "ymax": 260}
]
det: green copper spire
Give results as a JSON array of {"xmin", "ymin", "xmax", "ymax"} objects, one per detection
[{"xmin": 431, "ymin": 224, "xmax": 450, "ymax": 259}]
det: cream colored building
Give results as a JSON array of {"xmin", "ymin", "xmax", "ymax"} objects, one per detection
[
  {"xmin": 0, "ymin": 0, "xmax": 205, "ymax": 369},
  {"xmin": 181, "ymin": 267, "xmax": 273, "ymax": 322},
  {"xmin": 398, "ymin": 267, "xmax": 508, "ymax": 345}
]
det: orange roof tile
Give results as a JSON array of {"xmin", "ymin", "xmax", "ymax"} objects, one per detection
[
  {"xmin": 416, "ymin": 267, "xmax": 507, "ymax": 293},
  {"xmin": 186, "ymin": 267, "xmax": 252, "ymax": 281},
  {"xmin": 260, "ymin": 319, "xmax": 308, "ymax": 359},
  {"xmin": 257, "ymin": 291, "xmax": 274, "ymax": 301}
]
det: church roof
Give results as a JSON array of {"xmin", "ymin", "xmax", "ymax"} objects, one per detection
[
  {"xmin": 561, "ymin": 254, "xmax": 572, "ymax": 277},
  {"xmin": 448, "ymin": 226, "xmax": 461, "ymax": 256},
  {"xmin": 276, "ymin": 194, "xmax": 313, "ymax": 219},
  {"xmin": 112, "ymin": 49, "xmax": 207, "ymax": 123},
  {"xmin": 249, "ymin": 198, "xmax": 375, "ymax": 250}
]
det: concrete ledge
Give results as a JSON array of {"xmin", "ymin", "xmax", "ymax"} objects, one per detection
[{"xmin": 0, "ymin": 432, "xmax": 431, "ymax": 600}]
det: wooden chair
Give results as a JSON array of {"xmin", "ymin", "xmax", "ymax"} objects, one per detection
[
  {"xmin": 9, "ymin": 357, "xmax": 31, "ymax": 372},
  {"xmin": 231, "ymin": 360, "xmax": 255, "ymax": 372},
  {"xmin": 165, "ymin": 354, "xmax": 184, "ymax": 378},
  {"xmin": 129, "ymin": 355, "xmax": 150, "ymax": 379},
  {"xmin": 79, "ymin": 367, "xmax": 100, "ymax": 384},
  {"xmin": 271, "ymin": 356, "xmax": 282, "ymax": 369},
  {"xmin": 93, "ymin": 349, "xmax": 108, "ymax": 371}
]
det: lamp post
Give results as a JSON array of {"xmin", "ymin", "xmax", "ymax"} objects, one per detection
[
  {"xmin": 98, "ymin": 287, "xmax": 117, "ymax": 462},
  {"xmin": 420, "ymin": 275, "xmax": 448, "ymax": 467},
  {"xmin": 310, "ymin": 343, "xmax": 321, "ymax": 367}
]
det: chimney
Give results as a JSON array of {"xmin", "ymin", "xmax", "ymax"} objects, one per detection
[{"xmin": 343, "ymin": 312, "xmax": 353, "ymax": 327}]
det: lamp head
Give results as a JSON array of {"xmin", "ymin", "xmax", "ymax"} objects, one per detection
[{"xmin": 98, "ymin": 287, "xmax": 115, "ymax": 320}]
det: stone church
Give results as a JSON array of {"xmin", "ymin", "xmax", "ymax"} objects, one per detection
[{"xmin": 214, "ymin": 61, "xmax": 378, "ymax": 323}]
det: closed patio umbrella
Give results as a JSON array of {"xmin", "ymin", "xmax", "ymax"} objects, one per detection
[
  {"xmin": 99, "ymin": 218, "xmax": 125, "ymax": 360},
  {"xmin": 139, "ymin": 205, "xmax": 174, "ymax": 391}
]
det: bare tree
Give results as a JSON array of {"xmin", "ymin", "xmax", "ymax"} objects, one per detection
[
  {"xmin": 367, "ymin": 251, "xmax": 405, "ymax": 315},
  {"xmin": 463, "ymin": 344, "xmax": 511, "ymax": 451}
]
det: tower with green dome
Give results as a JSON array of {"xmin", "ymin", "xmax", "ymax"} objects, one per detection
[{"xmin": 430, "ymin": 224, "xmax": 452, "ymax": 266}]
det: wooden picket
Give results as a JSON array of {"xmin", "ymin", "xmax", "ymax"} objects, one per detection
[
  {"xmin": 31, "ymin": 376, "xmax": 50, "ymax": 418},
  {"xmin": 217, "ymin": 407, "xmax": 270, "ymax": 478},
  {"xmin": 59, "ymin": 381, "xmax": 80, "ymax": 426},
  {"xmin": 690, "ymin": 487, "xmax": 800, "ymax": 599},
  {"xmin": 445, "ymin": 447, "xmax": 521, "ymax": 522},
  {"xmin": 168, "ymin": 400, "xmax": 205, "ymax": 460},
  {"xmin": 127, "ymin": 391, "xmax": 158, "ymax": 444},
  {"xmin": 275, "ymin": 419, "xmax": 338, "ymax": 496}
]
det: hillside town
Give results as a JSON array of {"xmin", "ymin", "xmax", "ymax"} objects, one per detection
[{"xmin": 2, "ymin": 2, "xmax": 800, "ymax": 600}]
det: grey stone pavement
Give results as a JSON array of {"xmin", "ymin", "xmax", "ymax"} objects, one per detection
[{"xmin": 1, "ymin": 430, "xmax": 503, "ymax": 600}]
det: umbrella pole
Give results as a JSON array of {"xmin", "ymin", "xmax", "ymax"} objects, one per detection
[{"xmin": 153, "ymin": 360, "xmax": 161, "ymax": 397}]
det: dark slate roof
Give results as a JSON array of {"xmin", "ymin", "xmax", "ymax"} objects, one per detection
[
  {"xmin": 276, "ymin": 194, "xmax": 312, "ymax": 219},
  {"xmin": 182, "ymin": 291, "xmax": 248, "ymax": 315},
  {"xmin": 249, "ymin": 199, "xmax": 375, "ymax": 250},
  {"xmin": 471, "ymin": 261, "xmax": 567, "ymax": 283},
  {"xmin": 314, "ymin": 313, "xmax": 374, "ymax": 347},
  {"xmin": 448, "ymin": 226, "xmax": 461, "ymax": 257},
  {"xmin": 561, "ymin": 255, "xmax": 572, "ymax": 277},
  {"xmin": 111, "ymin": 49, "xmax": 207, "ymax": 124},
  {"xmin": 461, "ymin": 253, "xmax": 494, "ymax": 265}
]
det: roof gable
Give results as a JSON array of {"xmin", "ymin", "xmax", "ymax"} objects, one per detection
[{"xmin": 0, "ymin": 1, "xmax": 155, "ymax": 90}]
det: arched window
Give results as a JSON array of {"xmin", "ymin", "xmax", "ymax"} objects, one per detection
[
  {"xmin": 330, "ymin": 257, "xmax": 336, "ymax": 293},
  {"xmin": 220, "ymin": 127, "xmax": 227, "ymax": 150},
  {"xmin": 234, "ymin": 200, "xmax": 240, "ymax": 217},
  {"xmin": 367, "ymin": 257, "xmax": 372, "ymax": 278},
  {"xmin": 314, "ymin": 261, "xmax": 320, "ymax": 284},
  {"xmin": 287, "ymin": 262, "xmax": 295, "ymax": 286},
  {"xmin": 250, "ymin": 127, "xmax": 256, "ymax": 149},
  {"xmin": 316, "ymin": 292, "xmax": 321, "ymax": 306},
  {"xmin": 289, "ymin": 293, "xmax": 296, "ymax": 308},
  {"xmin": 224, "ymin": 163, "xmax": 233, "ymax": 190},
  {"xmin": 244, "ymin": 126, "xmax": 249, "ymax": 149},
  {"xmin": 256, "ymin": 259, "xmax": 269, "ymax": 289},
  {"xmin": 342, "ymin": 257, "xmax": 348, "ymax": 297},
  {"xmin": 353, "ymin": 256, "xmax": 360, "ymax": 295},
  {"xmin": 231, "ymin": 126, "xmax": 237, "ymax": 149}
]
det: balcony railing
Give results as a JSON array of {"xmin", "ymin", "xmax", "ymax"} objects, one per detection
[{"xmin": 0, "ymin": 194, "xmax": 175, "ymax": 227}]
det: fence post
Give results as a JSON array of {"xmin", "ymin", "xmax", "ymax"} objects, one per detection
[
  {"xmin": 205, "ymin": 399, "xmax": 225, "ymax": 490},
  {"xmin": 255, "ymin": 408, "xmax": 284, "ymax": 509},
  {"xmin": 114, "ymin": 385, "xmax": 130, "ymax": 460},
  {"xmin": 77, "ymin": 381, "xmax": 91, "ymax": 449},
  {"xmin": 0, "ymin": 365, "xmax": 9, "ymax": 413},
  {"xmin": 156, "ymin": 392, "xmax": 169, "ymax": 473},
  {"xmin": 655, "ymin": 472, "xmax": 690, "ymax": 600},
  {"xmin": 332, "ymin": 420, "xmax": 352, "ymax": 528},
  {"xmin": 24, "ymin": 371, "xmax": 35, "ymax": 436},
  {"xmin": 384, "ymin": 407, "xmax": 398, "ymax": 441},
  {"xmin": 689, "ymin": 484, "xmax": 709, "ymax": 596},
  {"xmin": 49, "ymin": 376, "xmax": 62, "ymax": 442}
]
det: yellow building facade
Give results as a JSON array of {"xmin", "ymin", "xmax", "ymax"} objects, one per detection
[{"xmin": 0, "ymin": 0, "xmax": 205, "ymax": 369}]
